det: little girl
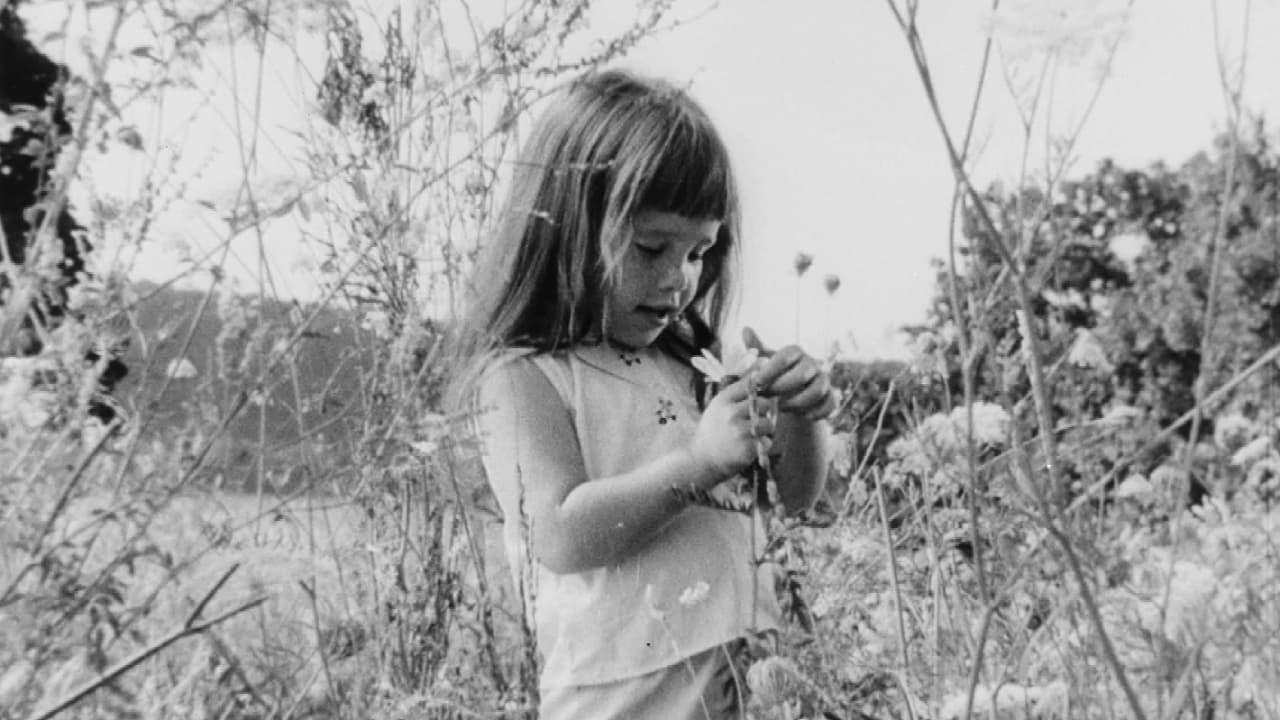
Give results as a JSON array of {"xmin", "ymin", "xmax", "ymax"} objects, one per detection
[{"xmin": 452, "ymin": 69, "xmax": 836, "ymax": 719}]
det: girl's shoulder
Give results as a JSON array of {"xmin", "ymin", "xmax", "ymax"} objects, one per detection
[{"xmin": 474, "ymin": 346, "xmax": 574, "ymax": 407}]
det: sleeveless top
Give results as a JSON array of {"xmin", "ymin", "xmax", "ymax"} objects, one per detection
[{"xmin": 475, "ymin": 342, "xmax": 781, "ymax": 688}]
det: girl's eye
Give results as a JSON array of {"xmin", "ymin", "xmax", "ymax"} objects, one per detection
[{"xmin": 636, "ymin": 245, "xmax": 663, "ymax": 257}]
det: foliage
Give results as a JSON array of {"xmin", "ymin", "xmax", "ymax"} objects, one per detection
[
  {"xmin": 927, "ymin": 123, "xmax": 1280, "ymax": 449},
  {"xmin": 0, "ymin": 0, "xmax": 127, "ymax": 422},
  {"xmin": 751, "ymin": 48, "xmax": 1280, "ymax": 720},
  {"xmin": 4, "ymin": 0, "xmax": 1280, "ymax": 718},
  {"xmin": 0, "ymin": 1, "xmax": 682, "ymax": 718}
]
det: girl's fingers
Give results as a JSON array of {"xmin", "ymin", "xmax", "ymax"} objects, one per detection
[
  {"xmin": 778, "ymin": 375, "xmax": 833, "ymax": 416},
  {"xmin": 754, "ymin": 347, "xmax": 804, "ymax": 390},
  {"xmin": 752, "ymin": 414, "xmax": 775, "ymax": 437},
  {"xmin": 716, "ymin": 375, "xmax": 753, "ymax": 402},
  {"xmin": 762, "ymin": 363, "xmax": 820, "ymax": 399},
  {"xmin": 753, "ymin": 396, "xmax": 774, "ymax": 417},
  {"xmin": 741, "ymin": 326, "xmax": 773, "ymax": 357},
  {"xmin": 731, "ymin": 395, "xmax": 776, "ymax": 423},
  {"xmin": 804, "ymin": 388, "xmax": 838, "ymax": 421}
]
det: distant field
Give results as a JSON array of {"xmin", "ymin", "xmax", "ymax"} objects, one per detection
[{"xmin": 114, "ymin": 285, "xmax": 381, "ymax": 492}]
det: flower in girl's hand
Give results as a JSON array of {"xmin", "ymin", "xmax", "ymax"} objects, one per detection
[
  {"xmin": 678, "ymin": 581, "xmax": 710, "ymax": 607},
  {"xmin": 690, "ymin": 345, "xmax": 759, "ymax": 384}
]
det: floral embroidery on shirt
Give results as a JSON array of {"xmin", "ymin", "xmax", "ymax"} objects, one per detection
[
  {"xmin": 656, "ymin": 397, "xmax": 677, "ymax": 424},
  {"xmin": 618, "ymin": 349, "xmax": 642, "ymax": 366}
]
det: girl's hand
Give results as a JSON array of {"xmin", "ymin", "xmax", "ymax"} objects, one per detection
[
  {"xmin": 744, "ymin": 327, "xmax": 837, "ymax": 422},
  {"xmin": 690, "ymin": 375, "xmax": 776, "ymax": 480}
]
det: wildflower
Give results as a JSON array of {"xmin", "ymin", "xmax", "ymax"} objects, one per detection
[
  {"xmin": 1066, "ymin": 328, "xmax": 1113, "ymax": 372},
  {"xmin": 940, "ymin": 681, "xmax": 1067, "ymax": 720},
  {"xmin": 0, "ymin": 357, "xmax": 58, "ymax": 428},
  {"xmin": 1101, "ymin": 403, "xmax": 1143, "ymax": 426},
  {"xmin": 690, "ymin": 345, "xmax": 759, "ymax": 384},
  {"xmin": 1213, "ymin": 413, "xmax": 1254, "ymax": 452},
  {"xmin": 745, "ymin": 655, "xmax": 801, "ymax": 706},
  {"xmin": 1231, "ymin": 436, "xmax": 1273, "ymax": 467},
  {"xmin": 947, "ymin": 402, "xmax": 1010, "ymax": 448},
  {"xmin": 823, "ymin": 273, "xmax": 841, "ymax": 295},
  {"xmin": 677, "ymin": 581, "xmax": 710, "ymax": 607},
  {"xmin": 1115, "ymin": 474, "xmax": 1154, "ymax": 501},
  {"xmin": 165, "ymin": 357, "xmax": 199, "ymax": 380},
  {"xmin": 409, "ymin": 440, "xmax": 438, "ymax": 456},
  {"xmin": 1110, "ymin": 231, "xmax": 1149, "ymax": 268},
  {"xmin": 1042, "ymin": 287, "xmax": 1086, "ymax": 309},
  {"xmin": 1246, "ymin": 455, "xmax": 1279, "ymax": 489},
  {"xmin": 829, "ymin": 431, "xmax": 854, "ymax": 478},
  {"xmin": 361, "ymin": 309, "xmax": 391, "ymax": 338},
  {"xmin": 908, "ymin": 330, "xmax": 946, "ymax": 378},
  {"xmin": 1143, "ymin": 561, "xmax": 1216, "ymax": 643},
  {"xmin": 1090, "ymin": 293, "xmax": 1115, "ymax": 319},
  {"xmin": 0, "ymin": 659, "xmax": 34, "ymax": 709},
  {"xmin": 793, "ymin": 252, "xmax": 814, "ymax": 277}
]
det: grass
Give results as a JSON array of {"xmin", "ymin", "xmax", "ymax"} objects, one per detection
[{"xmin": 4, "ymin": 1, "xmax": 1280, "ymax": 717}]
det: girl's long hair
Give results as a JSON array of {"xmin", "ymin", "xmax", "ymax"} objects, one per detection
[{"xmin": 448, "ymin": 69, "xmax": 741, "ymax": 407}]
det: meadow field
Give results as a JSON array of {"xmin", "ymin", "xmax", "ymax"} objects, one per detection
[{"xmin": 3, "ymin": 1, "xmax": 1280, "ymax": 718}]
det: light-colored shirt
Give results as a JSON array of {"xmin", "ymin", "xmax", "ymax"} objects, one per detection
[{"xmin": 475, "ymin": 341, "xmax": 781, "ymax": 688}]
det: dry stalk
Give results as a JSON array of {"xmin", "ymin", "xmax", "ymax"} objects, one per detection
[
  {"xmin": 885, "ymin": 3, "xmax": 1149, "ymax": 717},
  {"xmin": 1158, "ymin": 2, "xmax": 1252, "ymax": 680},
  {"xmin": 443, "ymin": 442, "xmax": 510, "ymax": 696},
  {"xmin": 1010, "ymin": 410, "xmax": 1145, "ymax": 719},
  {"xmin": 298, "ymin": 579, "xmax": 341, "ymax": 714},
  {"xmin": 873, "ymin": 467, "xmax": 918, "ymax": 720},
  {"xmin": 30, "ymin": 564, "xmax": 267, "ymax": 720},
  {"xmin": 842, "ymin": 378, "xmax": 896, "ymax": 516},
  {"xmin": 944, "ymin": 0, "xmax": 1001, "ymax": 633}
]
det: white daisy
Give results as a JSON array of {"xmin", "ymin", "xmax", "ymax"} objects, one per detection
[{"xmin": 690, "ymin": 345, "xmax": 759, "ymax": 383}]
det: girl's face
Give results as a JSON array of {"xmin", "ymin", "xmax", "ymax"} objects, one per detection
[{"xmin": 606, "ymin": 210, "xmax": 721, "ymax": 348}]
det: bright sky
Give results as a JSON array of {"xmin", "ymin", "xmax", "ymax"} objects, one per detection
[
  {"xmin": 614, "ymin": 1, "xmax": 1280, "ymax": 358},
  {"xmin": 26, "ymin": 0, "xmax": 1280, "ymax": 359}
]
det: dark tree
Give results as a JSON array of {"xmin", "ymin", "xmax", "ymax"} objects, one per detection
[{"xmin": 1, "ymin": 1, "xmax": 126, "ymax": 421}]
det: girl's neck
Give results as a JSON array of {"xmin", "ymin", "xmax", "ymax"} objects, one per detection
[{"xmin": 605, "ymin": 336, "xmax": 651, "ymax": 354}]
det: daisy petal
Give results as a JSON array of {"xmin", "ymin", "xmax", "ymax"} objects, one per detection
[{"xmin": 691, "ymin": 350, "xmax": 726, "ymax": 382}]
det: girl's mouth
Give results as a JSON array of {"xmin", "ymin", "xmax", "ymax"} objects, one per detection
[{"xmin": 637, "ymin": 305, "xmax": 677, "ymax": 325}]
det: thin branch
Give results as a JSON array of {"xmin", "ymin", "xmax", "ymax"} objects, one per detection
[
  {"xmin": 887, "ymin": 3, "xmax": 1148, "ymax": 717},
  {"xmin": 1068, "ymin": 338, "xmax": 1280, "ymax": 514},
  {"xmin": 1009, "ymin": 409, "xmax": 1145, "ymax": 720},
  {"xmin": 873, "ymin": 467, "xmax": 918, "ymax": 720},
  {"xmin": 31, "ymin": 565, "xmax": 266, "ymax": 720}
]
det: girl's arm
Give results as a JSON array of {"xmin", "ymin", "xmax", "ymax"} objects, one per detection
[
  {"xmin": 745, "ymin": 328, "xmax": 836, "ymax": 513},
  {"xmin": 772, "ymin": 415, "xmax": 831, "ymax": 512},
  {"xmin": 476, "ymin": 358, "xmax": 766, "ymax": 575}
]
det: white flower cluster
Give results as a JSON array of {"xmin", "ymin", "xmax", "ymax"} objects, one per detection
[
  {"xmin": 745, "ymin": 655, "xmax": 803, "ymax": 708},
  {"xmin": 880, "ymin": 402, "xmax": 1012, "ymax": 500},
  {"xmin": 1213, "ymin": 412, "xmax": 1255, "ymax": 452},
  {"xmin": 1049, "ymin": 497, "xmax": 1280, "ymax": 715},
  {"xmin": 0, "ymin": 357, "xmax": 60, "ymax": 429},
  {"xmin": 886, "ymin": 402, "xmax": 1011, "ymax": 480},
  {"xmin": 940, "ymin": 680, "xmax": 1067, "ymax": 720},
  {"xmin": 1065, "ymin": 328, "xmax": 1113, "ymax": 372}
]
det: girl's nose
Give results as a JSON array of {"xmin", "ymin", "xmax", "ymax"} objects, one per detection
[{"xmin": 658, "ymin": 259, "xmax": 691, "ymax": 293}]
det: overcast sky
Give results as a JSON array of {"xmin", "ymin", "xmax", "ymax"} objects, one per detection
[
  {"xmin": 613, "ymin": 1, "xmax": 1279, "ymax": 358},
  {"xmin": 27, "ymin": 0, "xmax": 1280, "ymax": 359}
]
